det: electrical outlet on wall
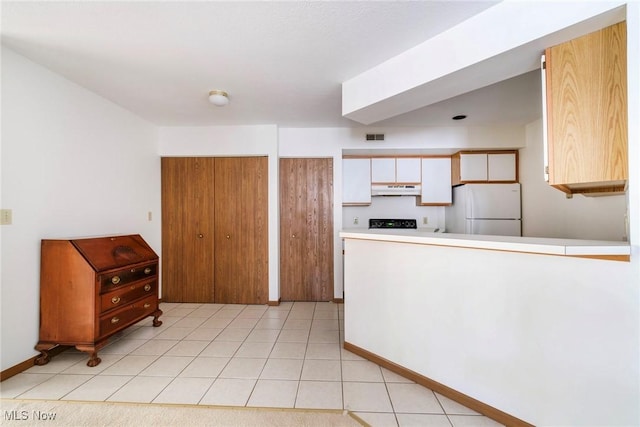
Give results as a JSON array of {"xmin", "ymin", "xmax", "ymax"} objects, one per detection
[
  {"xmin": 353, "ymin": 216, "xmax": 359, "ymax": 225},
  {"xmin": 422, "ymin": 216, "xmax": 428, "ymax": 225},
  {"xmin": 1, "ymin": 209, "xmax": 13, "ymax": 225}
]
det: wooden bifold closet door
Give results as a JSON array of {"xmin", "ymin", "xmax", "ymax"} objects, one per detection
[
  {"xmin": 161, "ymin": 156, "xmax": 268, "ymax": 304},
  {"xmin": 279, "ymin": 158, "xmax": 334, "ymax": 301},
  {"xmin": 161, "ymin": 157, "xmax": 215, "ymax": 303},
  {"xmin": 214, "ymin": 157, "xmax": 268, "ymax": 305}
]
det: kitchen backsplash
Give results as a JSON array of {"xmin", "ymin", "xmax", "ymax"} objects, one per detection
[{"xmin": 343, "ymin": 196, "xmax": 445, "ymax": 231}]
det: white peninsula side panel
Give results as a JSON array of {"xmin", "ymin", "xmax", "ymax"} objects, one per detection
[{"xmin": 342, "ymin": 237, "xmax": 638, "ymax": 426}]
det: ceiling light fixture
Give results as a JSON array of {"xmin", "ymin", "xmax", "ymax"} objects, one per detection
[{"xmin": 208, "ymin": 90, "xmax": 229, "ymax": 107}]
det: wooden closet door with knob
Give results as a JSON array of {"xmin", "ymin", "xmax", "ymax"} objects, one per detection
[
  {"xmin": 214, "ymin": 157, "xmax": 268, "ymax": 304},
  {"xmin": 280, "ymin": 158, "xmax": 334, "ymax": 301},
  {"xmin": 161, "ymin": 157, "xmax": 215, "ymax": 303}
]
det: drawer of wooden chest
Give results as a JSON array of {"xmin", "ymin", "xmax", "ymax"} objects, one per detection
[
  {"xmin": 100, "ymin": 263, "xmax": 157, "ymax": 291},
  {"xmin": 100, "ymin": 280, "xmax": 157, "ymax": 314},
  {"xmin": 99, "ymin": 294, "xmax": 158, "ymax": 336}
]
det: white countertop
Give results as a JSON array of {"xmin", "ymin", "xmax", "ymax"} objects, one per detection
[{"xmin": 339, "ymin": 229, "xmax": 631, "ymax": 259}]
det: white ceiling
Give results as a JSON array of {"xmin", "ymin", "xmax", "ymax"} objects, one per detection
[{"xmin": 1, "ymin": 1, "xmax": 544, "ymax": 128}]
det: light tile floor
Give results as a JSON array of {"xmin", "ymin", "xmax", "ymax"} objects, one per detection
[{"xmin": 1, "ymin": 302, "xmax": 504, "ymax": 427}]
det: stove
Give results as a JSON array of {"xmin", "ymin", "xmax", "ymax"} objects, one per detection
[{"xmin": 369, "ymin": 218, "xmax": 417, "ymax": 229}]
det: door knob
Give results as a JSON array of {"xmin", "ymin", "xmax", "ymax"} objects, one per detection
[
  {"xmin": 226, "ymin": 235, "xmax": 231, "ymax": 239},
  {"xmin": 291, "ymin": 234, "xmax": 296, "ymax": 238},
  {"xmin": 198, "ymin": 234, "xmax": 204, "ymax": 238}
]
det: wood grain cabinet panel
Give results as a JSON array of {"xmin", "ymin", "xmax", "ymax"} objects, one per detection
[
  {"xmin": 544, "ymin": 22, "xmax": 627, "ymax": 195},
  {"xmin": 280, "ymin": 158, "xmax": 334, "ymax": 301},
  {"xmin": 36, "ymin": 235, "xmax": 162, "ymax": 367}
]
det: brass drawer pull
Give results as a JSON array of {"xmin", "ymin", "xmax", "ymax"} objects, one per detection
[
  {"xmin": 111, "ymin": 276, "xmax": 121, "ymax": 285},
  {"xmin": 144, "ymin": 284, "xmax": 152, "ymax": 292},
  {"xmin": 111, "ymin": 296, "xmax": 121, "ymax": 304},
  {"xmin": 144, "ymin": 303, "xmax": 151, "ymax": 309},
  {"xmin": 111, "ymin": 317, "xmax": 120, "ymax": 324},
  {"xmin": 144, "ymin": 267, "xmax": 152, "ymax": 275}
]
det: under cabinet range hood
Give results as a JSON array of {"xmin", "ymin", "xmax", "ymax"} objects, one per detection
[{"xmin": 371, "ymin": 184, "xmax": 421, "ymax": 196}]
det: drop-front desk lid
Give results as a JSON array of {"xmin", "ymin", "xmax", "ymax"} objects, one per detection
[{"xmin": 71, "ymin": 234, "xmax": 158, "ymax": 272}]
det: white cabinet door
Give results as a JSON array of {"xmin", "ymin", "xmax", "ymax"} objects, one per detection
[
  {"xmin": 459, "ymin": 154, "xmax": 488, "ymax": 181},
  {"xmin": 487, "ymin": 153, "xmax": 517, "ymax": 181},
  {"xmin": 421, "ymin": 158, "xmax": 452, "ymax": 204},
  {"xmin": 396, "ymin": 158, "xmax": 421, "ymax": 183},
  {"xmin": 342, "ymin": 159, "xmax": 371, "ymax": 205},
  {"xmin": 371, "ymin": 158, "xmax": 395, "ymax": 183}
]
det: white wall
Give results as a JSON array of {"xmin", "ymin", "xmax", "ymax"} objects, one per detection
[
  {"xmin": 157, "ymin": 125, "xmax": 279, "ymax": 302},
  {"xmin": 520, "ymin": 119, "xmax": 628, "ymax": 241},
  {"xmin": 0, "ymin": 47, "xmax": 160, "ymax": 371},
  {"xmin": 627, "ymin": 1, "xmax": 640, "ymax": 248}
]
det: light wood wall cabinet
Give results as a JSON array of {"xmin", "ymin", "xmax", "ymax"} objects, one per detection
[
  {"xmin": 342, "ymin": 158, "xmax": 371, "ymax": 205},
  {"xmin": 36, "ymin": 235, "xmax": 161, "ymax": 367},
  {"xmin": 280, "ymin": 158, "xmax": 334, "ymax": 301},
  {"xmin": 451, "ymin": 151, "xmax": 518, "ymax": 185},
  {"xmin": 161, "ymin": 157, "xmax": 268, "ymax": 305},
  {"xmin": 418, "ymin": 157, "xmax": 452, "ymax": 205},
  {"xmin": 543, "ymin": 22, "xmax": 628, "ymax": 195},
  {"xmin": 371, "ymin": 157, "xmax": 421, "ymax": 184}
]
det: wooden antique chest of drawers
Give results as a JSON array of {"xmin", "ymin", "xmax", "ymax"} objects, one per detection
[{"xmin": 35, "ymin": 234, "xmax": 162, "ymax": 367}]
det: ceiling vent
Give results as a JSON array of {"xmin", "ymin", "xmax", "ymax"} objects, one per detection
[{"xmin": 366, "ymin": 133, "xmax": 385, "ymax": 141}]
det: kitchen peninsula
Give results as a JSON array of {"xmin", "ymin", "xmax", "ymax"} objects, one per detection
[{"xmin": 340, "ymin": 229, "xmax": 635, "ymax": 426}]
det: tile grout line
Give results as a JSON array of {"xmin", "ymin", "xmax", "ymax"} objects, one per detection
[
  {"xmin": 242, "ymin": 302, "xmax": 291, "ymax": 407},
  {"xmin": 118, "ymin": 302, "xmax": 203, "ymax": 405}
]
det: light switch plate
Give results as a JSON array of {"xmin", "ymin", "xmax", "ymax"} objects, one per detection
[{"xmin": 1, "ymin": 209, "xmax": 12, "ymax": 225}]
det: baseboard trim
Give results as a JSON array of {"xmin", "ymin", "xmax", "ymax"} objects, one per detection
[
  {"xmin": 1, "ymin": 345, "xmax": 69, "ymax": 382},
  {"xmin": 343, "ymin": 341, "xmax": 534, "ymax": 427},
  {"xmin": 268, "ymin": 299, "xmax": 281, "ymax": 306},
  {"xmin": 332, "ymin": 298, "xmax": 344, "ymax": 304}
]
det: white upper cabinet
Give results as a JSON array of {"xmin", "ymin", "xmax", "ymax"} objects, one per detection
[
  {"xmin": 452, "ymin": 151, "xmax": 518, "ymax": 185},
  {"xmin": 419, "ymin": 157, "xmax": 452, "ymax": 205},
  {"xmin": 371, "ymin": 158, "xmax": 396, "ymax": 183},
  {"xmin": 487, "ymin": 153, "xmax": 517, "ymax": 181},
  {"xmin": 342, "ymin": 158, "xmax": 371, "ymax": 205},
  {"xmin": 459, "ymin": 153, "xmax": 488, "ymax": 181},
  {"xmin": 371, "ymin": 157, "xmax": 421, "ymax": 183},
  {"xmin": 396, "ymin": 158, "xmax": 421, "ymax": 183}
]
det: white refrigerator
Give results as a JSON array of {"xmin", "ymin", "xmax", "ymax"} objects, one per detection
[{"xmin": 445, "ymin": 183, "xmax": 522, "ymax": 236}]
